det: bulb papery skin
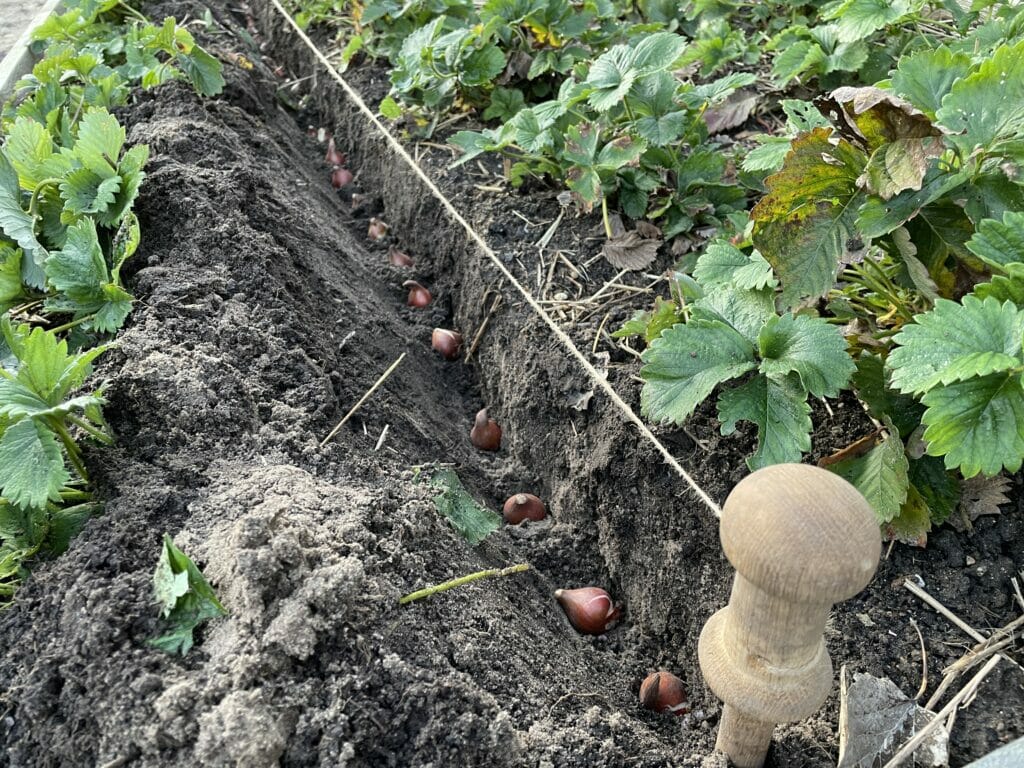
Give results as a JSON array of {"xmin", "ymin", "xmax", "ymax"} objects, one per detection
[{"xmin": 554, "ymin": 587, "xmax": 619, "ymax": 635}]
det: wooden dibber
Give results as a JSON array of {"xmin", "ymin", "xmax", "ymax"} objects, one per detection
[{"xmin": 697, "ymin": 464, "xmax": 881, "ymax": 768}]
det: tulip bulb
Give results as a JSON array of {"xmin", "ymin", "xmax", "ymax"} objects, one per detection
[
  {"xmin": 325, "ymin": 137, "xmax": 346, "ymax": 166},
  {"xmin": 368, "ymin": 217, "xmax": 389, "ymax": 241},
  {"xmin": 403, "ymin": 280, "xmax": 432, "ymax": 308},
  {"xmin": 432, "ymin": 329, "xmax": 462, "ymax": 360},
  {"xmin": 470, "ymin": 408, "xmax": 501, "ymax": 451},
  {"xmin": 555, "ymin": 587, "xmax": 619, "ymax": 635},
  {"xmin": 331, "ymin": 167, "xmax": 353, "ymax": 189},
  {"xmin": 389, "ymin": 246, "xmax": 414, "ymax": 267},
  {"xmin": 503, "ymin": 493, "xmax": 545, "ymax": 524},
  {"xmin": 639, "ymin": 671, "xmax": 689, "ymax": 715}
]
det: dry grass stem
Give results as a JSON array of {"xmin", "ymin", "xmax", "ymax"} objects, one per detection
[{"xmin": 321, "ymin": 352, "xmax": 406, "ymax": 447}]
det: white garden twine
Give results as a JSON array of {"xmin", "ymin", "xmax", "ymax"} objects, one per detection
[{"xmin": 268, "ymin": 0, "xmax": 723, "ymax": 518}]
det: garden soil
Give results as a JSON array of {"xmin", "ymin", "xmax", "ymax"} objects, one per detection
[{"xmin": 0, "ymin": 3, "xmax": 1021, "ymax": 766}]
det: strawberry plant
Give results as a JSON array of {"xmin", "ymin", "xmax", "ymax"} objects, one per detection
[
  {"xmin": 151, "ymin": 534, "xmax": 228, "ymax": 655},
  {"xmin": 0, "ymin": 0, "xmax": 224, "ymax": 600}
]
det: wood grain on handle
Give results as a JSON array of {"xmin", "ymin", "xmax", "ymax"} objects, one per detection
[{"xmin": 697, "ymin": 464, "xmax": 881, "ymax": 768}]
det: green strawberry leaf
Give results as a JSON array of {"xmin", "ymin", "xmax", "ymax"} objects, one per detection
[
  {"xmin": 718, "ymin": 373, "xmax": 812, "ymax": 470},
  {"xmin": 694, "ymin": 242, "xmax": 777, "ymax": 291},
  {"xmin": 151, "ymin": 533, "xmax": 227, "ymax": 655},
  {"xmin": 0, "ymin": 419, "xmax": 69, "ymax": 510},
  {"xmin": 888, "ymin": 296, "xmax": 1024, "ymax": 395},
  {"xmin": 758, "ymin": 313, "xmax": 855, "ymax": 398},
  {"xmin": 640, "ymin": 319, "xmax": 757, "ymax": 425},
  {"xmin": 830, "ymin": 423, "xmax": 909, "ymax": 524},
  {"xmin": 919, "ymin": 371, "xmax": 1024, "ymax": 477},
  {"xmin": 891, "ymin": 47, "xmax": 973, "ymax": 117},
  {"xmin": 967, "ymin": 211, "xmax": 1024, "ymax": 269},
  {"xmin": 936, "ymin": 40, "xmax": 1024, "ymax": 153},
  {"xmin": 429, "ymin": 469, "xmax": 501, "ymax": 545}
]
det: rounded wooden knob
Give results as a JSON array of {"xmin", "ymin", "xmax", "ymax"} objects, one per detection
[
  {"xmin": 721, "ymin": 464, "xmax": 880, "ymax": 604},
  {"xmin": 698, "ymin": 464, "xmax": 881, "ymax": 768}
]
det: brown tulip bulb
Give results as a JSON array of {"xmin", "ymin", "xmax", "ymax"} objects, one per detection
[
  {"xmin": 639, "ymin": 671, "xmax": 689, "ymax": 715},
  {"xmin": 555, "ymin": 587, "xmax": 620, "ymax": 635},
  {"xmin": 331, "ymin": 167, "xmax": 353, "ymax": 189},
  {"xmin": 503, "ymin": 493, "xmax": 546, "ymax": 524},
  {"xmin": 389, "ymin": 246, "xmax": 414, "ymax": 267},
  {"xmin": 432, "ymin": 329, "xmax": 462, "ymax": 360},
  {"xmin": 403, "ymin": 280, "xmax": 432, "ymax": 308},
  {"xmin": 470, "ymin": 408, "xmax": 501, "ymax": 451},
  {"xmin": 325, "ymin": 137, "xmax": 346, "ymax": 166},
  {"xmin": 368, "ymin": 217, "xmax": 389, "ymax": 241}
]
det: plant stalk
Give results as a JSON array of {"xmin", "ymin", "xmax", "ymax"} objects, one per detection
[{"xmin": 399, "ymin": 563, "xmax": 529, "ymax": 605}]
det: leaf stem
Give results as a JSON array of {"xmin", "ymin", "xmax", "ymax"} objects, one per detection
[
  {"xmin": 29, "ymin": 178, "xmax": 65, "ymax": 218},
  {"xmin": 601, "ymin": 196, "xmax": 613, "ymax": 239},
  {"xmin": 48, "ymin": 314, "xmax": 96, "ymax": 334},
  {"xmin": 399, "ymin": 563, "xmax": 529, "ymax": 605},
  {"xmin": 117, "ymin": 1, "xmax": 150, "ymax": 24},
  {"xmin": 68, "ymin": 415, "xmax": 113, "ymax": 445},
  {"xmin": 50, "ymin": 420, "xmax": 89, "ymax": 483}
]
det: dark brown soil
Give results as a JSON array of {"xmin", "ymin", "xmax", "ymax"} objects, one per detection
[{"xmin": 0, "ymin": 3, "xmax": 1020, "ymax": 767}]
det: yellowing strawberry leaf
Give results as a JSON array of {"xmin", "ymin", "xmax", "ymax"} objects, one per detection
[
  {"xmin": 830, "ymin": 424, "xmax": 909, "ymax": 524},
  {"xmin": 640, "ymin": 319, "xmax": 757, "ymax": 425},
  {"xmin": 758, "ymin": 313, "xmax": 855, "ymax": 398},
  {"xmin": 0, "ymin": 419, "xmax": 69, "ymax": 510},
  {"xmin": 888, "ymin": 296, "xmax": 1024, "ymax": 395},
  {"xmin": 751, "ymin": 128, "xmax": 868, "ymax": 307},
  {"xmin": 429, "ymin": 469, "xmax": 500, "ymax": 545},
  {"xmin": 718, "ymin": 373, "xmax": 812, "ymax": 470},
  {"xmin": 5, "ymin": 118, "xmax": 70, "ymax": 190}
]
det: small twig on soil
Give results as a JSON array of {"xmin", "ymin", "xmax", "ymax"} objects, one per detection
[
  {"xmin": 465, "ymin": 293, "xmax": 503, "ymax": 362},
  {"xmin": 592, "ymin": 312, "xmax": 611, "ymax": 355},
  {"xmin": 320, "ymin": 353, "xmax": 406, "ymax": 447},
  {"xmin": 1013, "ymin": 572, "xmax": 1024, "ymax": 613},
  {"xmin": 904, "ymin": 578, "xmax": 1024, "ymax": 679},
  {"xmin": 927, "ymin": 612, "xmax": 1024, "ymax": 709},
  {"xmin": 910, "ymin": 618, "xmax": 928, "ymax": 701},
  {"xmin": 399, "ymin": 563, "xmax": 529, "ymax": 605},
  {"xmin": 880, "ymin": 656, "xmax": 1001, "ymax": 768},
  {"xmin": 837, "ymin": 666, "xmax": 851, "ymax": 766},
  {"xmin": 374, "ymin": 424, "xmax": 390, "ymax": 451},
  {"xmin": 535, "ymin": 211, "xmax": 564, "ymax": 251}
]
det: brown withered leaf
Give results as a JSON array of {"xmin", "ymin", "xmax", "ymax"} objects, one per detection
[
  {"xmin": 825, "ymin": 86, "xmax": 941, "ymax": 150},
  {"xmin": 858, "ymin": 136, "xmax": 945, "ymax": 199},
  {"xmin": 603, "ymin": 230, "xmax": 662, "ymax": 270},
  {"xmin": 704, "ymin": 90, "xmax": 758, "ymax": 135},
  {"xmin": 635, "ymin": 220, "xmax": 662, "ymax": 239},
  {"xmin": 950, "ymin": 474, "xmax": 1011, "ymax": 532}
]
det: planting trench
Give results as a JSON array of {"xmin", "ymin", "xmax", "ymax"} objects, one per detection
[{"xmin": 0, "ymin": 2, "xmax": 1021, "ymax": 766}]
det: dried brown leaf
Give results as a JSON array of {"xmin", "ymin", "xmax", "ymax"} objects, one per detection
[
  {"xmin": 602, "ymin": 230, "xmax": 662, "ymax": 270},
  {"xmin": 704, "ymin": 91, "xmax": 758, "ymax": 135},
  {"xmin": 950, "ymin": 474, "xmax": 1011, "ymax": 531}
]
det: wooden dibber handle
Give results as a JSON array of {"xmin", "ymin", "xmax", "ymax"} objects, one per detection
[{"xmin": 697, "ymin": 464, "xmax": 881, "ymax": 768}]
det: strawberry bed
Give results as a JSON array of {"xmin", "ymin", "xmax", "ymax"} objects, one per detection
[{"xmin": 0, "ymin": 1, "xmax": 1021, "ymax": 766}]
